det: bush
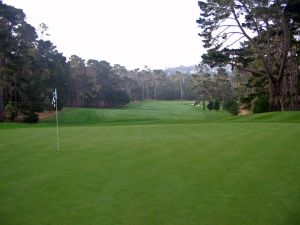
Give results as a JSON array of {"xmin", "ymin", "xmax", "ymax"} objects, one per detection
[
  {"xmin": 224, "ymin": 100, "xmax": 239, "ymax": 115},
  {"xmin": 23, "ymin": 113, "xmax": 39, "ymax": 123},
  {"xmin": 207, "ymin": 100, "xmax": 214, "ymax": 111},
  {"xmin": 252, "ymin": 95, "xmax": 269, "ymax": 113},
  {"xmin": 4, "ymin": 101, "xmax": 18, "ymax": 121},
  {"xmin": 106, "ymin": 90, "xmax": 130, "ymax": 107},
  {"xmin": 214, "ymin": 99, "xmax": 220, "ymax": 111}
]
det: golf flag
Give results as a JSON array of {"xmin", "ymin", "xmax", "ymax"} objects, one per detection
[
  {"xmin": 52, "ymin": 88, "xmax": 57, "ymax": 108},
  {"xmin": 52, "ymin": 88, "xmax": 60, "ymax": 152}
]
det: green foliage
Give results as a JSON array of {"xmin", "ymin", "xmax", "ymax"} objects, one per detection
[
  {"xmin": 197, "ymin": 0, "xmax": 300, "ymax": 111},
  {"xmin": 207, "ymin": 100, "xmax": 214, "ymax": 111},
  {"xmin": 191, "ymin": 67, "xmax": 235, "ymax": 111},
  {"xmin": 224, "ymin": 100, "xmax": 239, "ymax": 115},
  {"xmin": 214, "ymin": 99, "xmax": 220, "ymax": 111},
  {"xmin": 191, "ymin": 73, "xmax": 214, "ymax": 109},
  {"xmin": 4, "ymin": 101, "xmax": 18, "ymax": 121},
  {"xmin": 206, "ymin": 99, "xmax": 221, "ymax": 111},
  {"xmin": 286, "ymin": 0, "xmax": 300, "ymax": 23},
  {"xmin": 0, "ymin": 3, "xmax": 69, "ymax": 122},
  {"xmin": 0, "ymin": 3, "xmax": 200, "ymax": 124},
  {"xmin": 106, "ymin": 90, "xmax": 130, "ymax": 107},
  {"xmin": 253, "ymin": 95, "xmax": 270, "ymax": 114},
  {"xmin": 23, "ymin": 112, "xmax": 39, "ymax": 123},
  {"xmin": 201, "ymin": 49, "xmax": 230, "ymax": 67}
]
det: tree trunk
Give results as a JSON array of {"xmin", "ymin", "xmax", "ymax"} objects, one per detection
[
  {"xmin": 231, "ymin": 2, "xmax": 292, "ymax": 112},
  {"xmin": 154, "ymin": 83, "xmax": 158, "ymax": 100},
  {"xmin": 222, "ymin": 95, "xmax": 225, "ymax": 110},
  {"xmin": 141, "ymin": 82, "xmax": 145, "ymax": 100},
  {"xmin": 179, "ymin": 78, "xmax": 184, "ymax": 99},
  {"xmin": 269, "ymin": 80, "xmax": 285, "ymax": 111}
]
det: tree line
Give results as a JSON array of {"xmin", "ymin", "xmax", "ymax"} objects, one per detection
[
  {"xmin": 2, "ymin": 1, "xmax": 299, "ymax": 123},
  {"xmin": 0, "ymin": 2, "xmax": 198, "ymax": 122}
]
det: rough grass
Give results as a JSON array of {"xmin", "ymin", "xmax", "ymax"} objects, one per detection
[{"xmin": 1, "ymin": 101, "xmax": 300, "ymax": 225}]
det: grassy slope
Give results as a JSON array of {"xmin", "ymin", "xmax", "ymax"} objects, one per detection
[
  {"xmin": 1, "ymin": 101, "xmax": 300, "ymax": 225},
  {"xmin": 41, "ymin": 101, "xmax": 230, "ymax": 126},
  {"xmin": 222, "ymin": 111, "xmax": 300, "ymax": 123}
]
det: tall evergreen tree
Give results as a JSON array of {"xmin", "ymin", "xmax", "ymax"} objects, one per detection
[
  {"xmin": 197, "ymin": 0, "xmax": 299, "ymax": 111},
  {"xmin": 0, "ymin": 3, "xmax": 38, "ymax": 121}
]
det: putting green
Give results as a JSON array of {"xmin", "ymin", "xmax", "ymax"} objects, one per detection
[{"xmin": 1, "ymin": 101, "xmax": 300, "ymax": 225}]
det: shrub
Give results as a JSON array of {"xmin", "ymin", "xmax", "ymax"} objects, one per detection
[
  {"xmin": 23, "ymin": 113, "xmax": 39, "ymax": 123},
  {"xmin": 214, "ymin": 99, "xmax": 220, "ymax": 111},
  {"xmin": 207, "ymin": 100, "xmax": 214, "ymax": 111},
  {"xmin": 252, "ymin": 95, "xmax": 269, "ymax": 113},
  {"xmin": 224, "ymin": 100, "xmax": 239, "ymax": 115},
  {"xmin": 4, "ymin": 101, "xmax": 18, "ymax": 121},
  {"xmin": 106, "ymin": 90, "xmax": 130, "ymax": 107}
]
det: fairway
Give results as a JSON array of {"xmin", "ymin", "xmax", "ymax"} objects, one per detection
[
  {"xmin": 1, "ymin": 101, "xmax": 300, "ymax": 225},
  {"xmin": 42, "ymin": 101, "xmax": 230, "ymax": 126}
]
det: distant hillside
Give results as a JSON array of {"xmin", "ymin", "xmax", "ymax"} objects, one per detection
[
  {"xmin": 165, "ymin": 65, "xmax": 197, "ymax": 75},
  {"xmin": 164, "ymin": 64, "xmax": 234, "ymax": 76}
]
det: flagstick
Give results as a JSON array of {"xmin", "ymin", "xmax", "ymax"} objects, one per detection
[{"xmin": 55, "ymin": 89, "xmax": 60, "ymax": 152}]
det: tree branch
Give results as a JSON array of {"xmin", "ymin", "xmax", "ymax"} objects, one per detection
[
  {"xmin": 230, "ymin": 1, "xmax": 275, "ymax": 83},
  {"xmin": 233, "ymin": 64, "xmax": 266, "ymax": 77},
  {"xmin": 269, "ymin": 1, "xmax": 291, "ymax": 87},
  {"xmin": 215, "ymin": 25, "xmax": 232, "ymax": 39},
  {"xmin": 237, "ymin": 0, "xmax": 261, "ymax": 36},
  {"xmin": 224, "ymin": 36, "xmax": 245, "ymax": 49},
  {"xmin": 218, "ymin": 24, "xmax": 239, "ymax": 27}
]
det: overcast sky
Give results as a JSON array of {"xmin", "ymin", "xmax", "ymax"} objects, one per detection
[{"xmin": 4, "ymin": 0, "xmax": 204, "ymax": 69}]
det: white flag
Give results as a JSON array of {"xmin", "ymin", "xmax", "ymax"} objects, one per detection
[
  {"xmin": 52, "ymin": 88, "xmax": 60, "ymax": 152},
  {"xmin": 52, "ymin": 88, "xmax": 57, "ymax": 108}
]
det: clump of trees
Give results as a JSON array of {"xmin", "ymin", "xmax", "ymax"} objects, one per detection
[
  {"xmin": 191, "ymin": 66, "xmax": 237, "ymax": 112},
  {"xmin": 0, "ymin": 2, "xmax": 196, "ymax": 123},
  {"xmin": 196, "ymin": 0, "xmax": 300, "ymax": 112},
  {"xmin": 0, "ymin": 3, "xmax": 67, "ymax": 122},
  {"xmin": 67, "ymin": 56, "xmax": 130, "ymax": 108}
]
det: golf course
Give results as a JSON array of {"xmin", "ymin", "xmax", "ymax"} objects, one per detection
[{"xmin": 1, "ymin": 101, "xmax": 300, "ymax": 225}]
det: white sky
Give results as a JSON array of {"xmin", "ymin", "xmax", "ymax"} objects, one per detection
[{"xmin": 4, "ymin": 0, "xmax": 204, "ymax": 70}]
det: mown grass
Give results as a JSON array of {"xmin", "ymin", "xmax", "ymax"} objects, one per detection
[
  {"xmin": 222, "ymin": 111, "xmax": 300, "ymax": 123},
  {"xmin": 1, "ymin": 101, "xmax": 300, "ymax": 225},
  {"xmin": 41, "ymin": 101, "xmax": 230, "ymax": 126}
]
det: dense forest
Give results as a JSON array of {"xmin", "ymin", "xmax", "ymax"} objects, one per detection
[
  {"xmin": 0, "ymin": 0, "xmax": 299, "ymax": 122},
  {"xmin": 0, "ymin": 2, "xmax": 196, "ymax": 122}
]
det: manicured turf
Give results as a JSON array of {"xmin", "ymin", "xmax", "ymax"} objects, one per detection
[
  {"xmin": 42, "ymin": 101, "xmax": 230, "ymax": 126},
  {"xmin": 1, "ymin": 101, "xmax": 300, "ymax": 225},
  {"xmin": 221, "ymin": 111, "xmax": 300, "ymax": 123}
]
